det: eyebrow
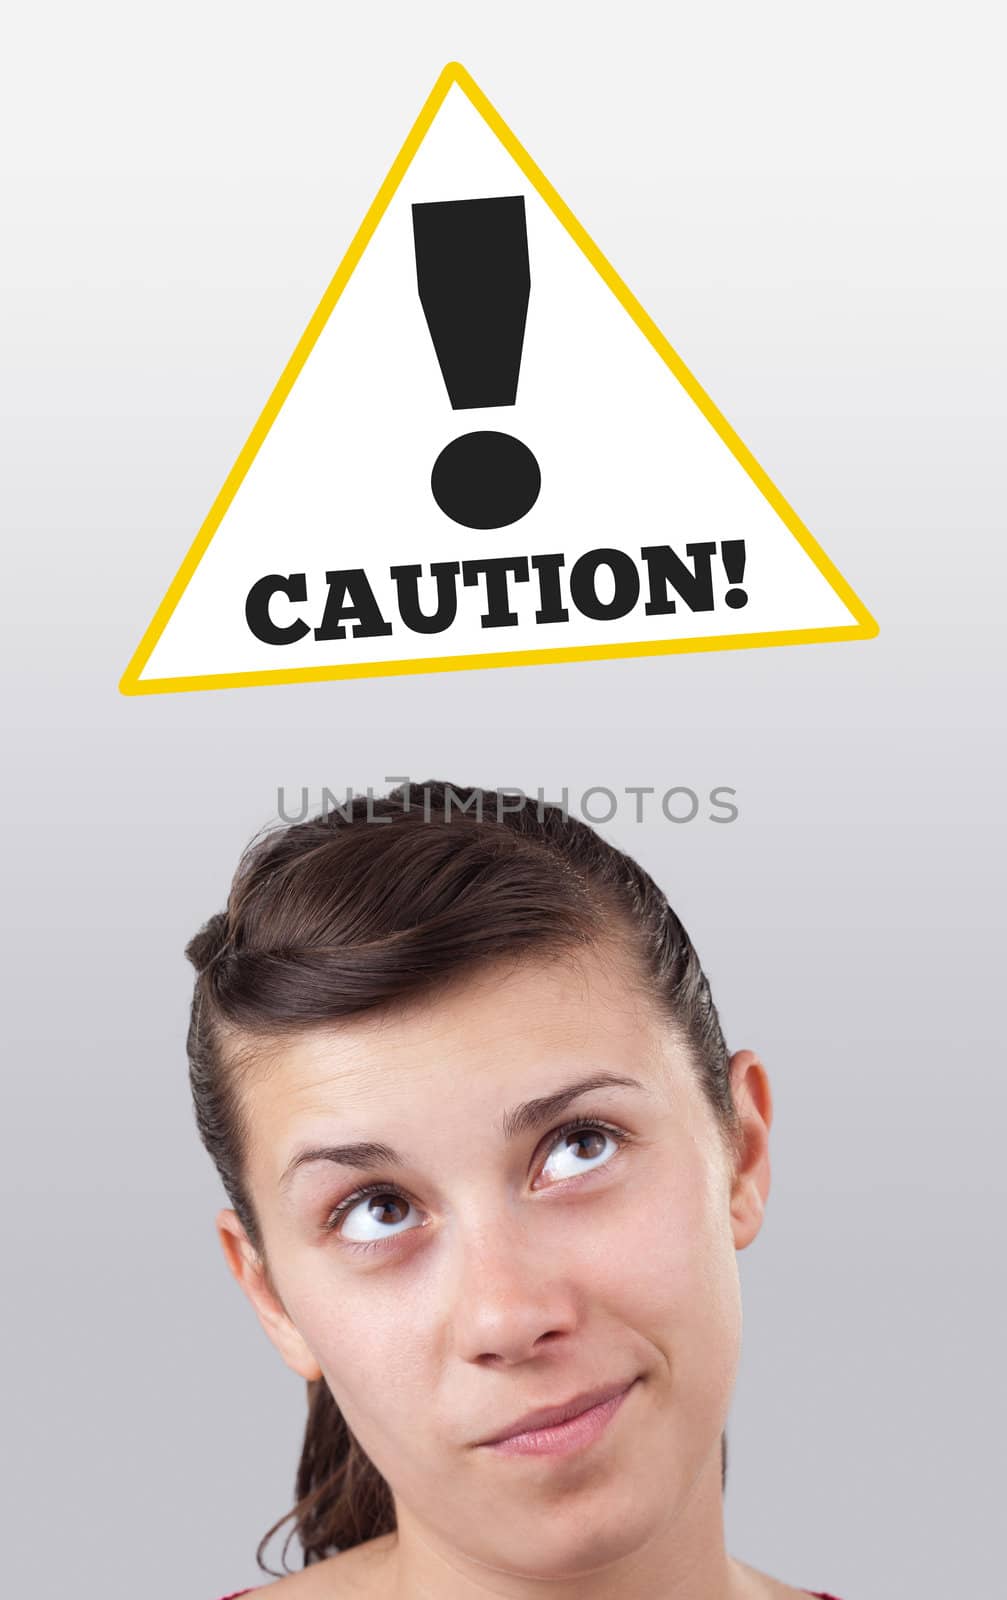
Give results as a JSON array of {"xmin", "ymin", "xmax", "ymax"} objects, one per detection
[{"xmin": 278, "ymin": 1071, "xmax": 647, "ymax": 1195}]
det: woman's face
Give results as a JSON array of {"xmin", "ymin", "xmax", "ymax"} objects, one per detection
[{"xmin": 221, "ymin": 940, "xmax": 771, "ymax": 1582}]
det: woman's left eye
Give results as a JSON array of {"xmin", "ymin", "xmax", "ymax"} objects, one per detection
[
  {"xmin": 324, "ymin": 1119, "xmax": 629, "ymax": 1252},
  {"xmin": 536, "ymin": 1119, "xmax": 626, "ymax": 1186}
]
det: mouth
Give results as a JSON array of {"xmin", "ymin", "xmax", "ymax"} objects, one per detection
[{"xmin": 475, "ymin": 1378, "xmax": 639, "ymax": 1457}]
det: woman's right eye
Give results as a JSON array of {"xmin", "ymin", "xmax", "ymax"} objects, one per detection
[{"xmin": 329, "ymin": 1185, "xmax": 420, "ymax": 1248}]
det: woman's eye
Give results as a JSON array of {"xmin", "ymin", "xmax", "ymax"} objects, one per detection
[
  {"xmin": 537, "ymin": 1122, "xmax": 622, "ymax": 1185},
  {"xmin": 336, "ymin": 1188, "xmax": 419, "ymax": 1246}
]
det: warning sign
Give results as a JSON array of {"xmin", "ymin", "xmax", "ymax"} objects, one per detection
[{"xmin": 119, "ymin": 62, "xmax": 878, "ymax": 696}]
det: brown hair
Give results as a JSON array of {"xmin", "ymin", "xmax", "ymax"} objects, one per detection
[{"xmin": 185, "ymin": 779, "xmax": 744, "ymax": 1574}]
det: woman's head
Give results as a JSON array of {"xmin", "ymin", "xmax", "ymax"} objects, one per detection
[{"xmin": 185, "ymin": 780, "xmax": 771, "ymax": 1579}]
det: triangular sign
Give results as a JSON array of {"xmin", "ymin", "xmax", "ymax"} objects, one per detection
[{"xmin": 120, "ymin": 62, "xmax": 878, "ymax": 696}]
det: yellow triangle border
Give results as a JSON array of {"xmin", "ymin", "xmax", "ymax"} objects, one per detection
[{"xmin": 119, "ymin": 60, "xmax": 878, "ymax": 697}]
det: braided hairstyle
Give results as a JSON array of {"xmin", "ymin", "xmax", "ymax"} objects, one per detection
[{"xmin": 185, "ymin": 780, "xmax": 744, "ymax": 1574}]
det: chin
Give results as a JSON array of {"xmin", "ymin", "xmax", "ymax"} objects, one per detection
[
  {"xmin": 505, "ymin": 1521, "xmax": 656, "ymax": 1583},
  {"xmin": 476, "ymin": 1470, "xmax": 664, "ymax": 1581}
]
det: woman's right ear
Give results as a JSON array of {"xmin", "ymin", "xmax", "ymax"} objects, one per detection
[{"xmin": 215, "ymin": 1208, "xmax": 323, "ymax": 1383}]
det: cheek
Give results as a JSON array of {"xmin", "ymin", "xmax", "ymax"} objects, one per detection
[
  {"xmin": 287, "ymin": 1263, "xmax": 430, "ymax": 1442},
  {"xmin": 607, "ymin": 1148, "xmax": 742, "ymax": 1387}
]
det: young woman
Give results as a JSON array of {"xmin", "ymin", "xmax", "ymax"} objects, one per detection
[{"xmin": 187, "ymin": 779, "xmax": 845, "ymax": 1600}]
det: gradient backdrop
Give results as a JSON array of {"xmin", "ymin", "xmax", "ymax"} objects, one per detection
[{"xmin": 2, "ymin": 4, "xmax": 1003, "ymax": 1597}]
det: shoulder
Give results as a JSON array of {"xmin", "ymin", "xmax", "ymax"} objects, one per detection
[
  {"xmin": 214, "ymin": 1534, "xmax": 397, "ymax": 1599},
  {"xmin": 730, "ymin": 1559, "xmax": 844, "ymax": 1600}
]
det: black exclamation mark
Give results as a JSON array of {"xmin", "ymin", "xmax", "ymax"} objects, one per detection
[
  {"xmin": 411, "ymin": 195, "xmax": 541, "ymax": 530},
  {"xmin": 721, "ymin": 540, "xmax": 748, "ymax": 609}
]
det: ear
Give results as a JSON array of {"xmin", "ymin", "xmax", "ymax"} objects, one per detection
[
  {"xmin": 216, "ymin": 1209, "xmax": 323, "ymax": 1382},
  {"xmin": 725, "ymin": 1050, "xmax": 773, "ymax": 1251}
]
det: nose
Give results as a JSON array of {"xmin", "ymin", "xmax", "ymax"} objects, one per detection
[{"xmin": 449, "ymin": 1207, "xmax": 579, "ymax": 1365}]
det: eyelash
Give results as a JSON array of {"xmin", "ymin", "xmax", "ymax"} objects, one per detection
[{"xmin": 322, "ymin": 1117, "xmax": 632, "ymax": 1255}]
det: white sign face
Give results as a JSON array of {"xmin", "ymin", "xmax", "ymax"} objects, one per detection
[{"xmin": 120, "ymin": 63, "xmax": 877, "ymax": 697}]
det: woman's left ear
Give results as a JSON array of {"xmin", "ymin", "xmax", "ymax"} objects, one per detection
[{"xmin": 725, "ymin": 1050, "xmax": 772, "ymax": 1250}]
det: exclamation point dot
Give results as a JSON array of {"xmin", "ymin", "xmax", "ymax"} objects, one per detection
[{"xmin": 431, "ymin": 431, "xmax": 541, "ymax": 531}]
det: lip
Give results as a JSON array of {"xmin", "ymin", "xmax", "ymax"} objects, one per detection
[{"xmin": 475, "ymin": 1378, "xmax": 638, "ymax": 1455}]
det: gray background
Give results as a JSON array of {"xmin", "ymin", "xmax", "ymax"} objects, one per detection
[{"xmin": 2, "ymin": 3, "xmax": 1003, "ymax": 1597}]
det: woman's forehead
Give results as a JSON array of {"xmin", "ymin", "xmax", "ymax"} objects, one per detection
[{"xmin": 256, "ymin": 942, "xmax": 660, "ymax": 1096}]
